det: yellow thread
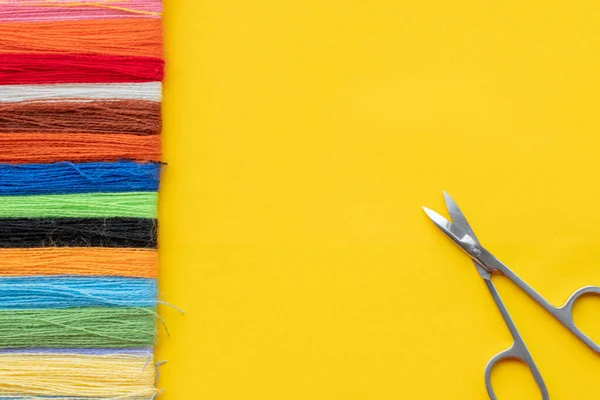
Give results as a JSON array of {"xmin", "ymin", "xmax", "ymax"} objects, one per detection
[
  {"xmin": 0, "ymin": 0, "xmax": 161, "ymax": 16},
  {"xmin": 0, "ymin": 352, "xmax": 157, "ymax": 398}
]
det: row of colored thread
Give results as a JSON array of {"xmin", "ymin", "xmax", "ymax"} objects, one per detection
[{"xmin": 0, "ymin": 1, "xmax": 163, "ymax": 398}]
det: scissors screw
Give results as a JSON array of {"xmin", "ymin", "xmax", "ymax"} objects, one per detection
[{"xmin": 472, "ymin": 247, "xmax": 481, "ymax": 256}]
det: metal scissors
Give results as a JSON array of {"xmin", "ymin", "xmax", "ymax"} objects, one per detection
[{"xmin": 423, "ymin": 192, "xmax": 600, "ymax": 400}]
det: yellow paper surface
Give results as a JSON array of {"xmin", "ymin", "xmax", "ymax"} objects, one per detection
[{"xmin": 158, "ymin": 1, "xmax": 600, "ymax": 398}]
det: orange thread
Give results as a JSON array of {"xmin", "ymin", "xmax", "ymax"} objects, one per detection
[
  {"xmin": 0, "ymin": 248, "xmax": 158, "ymax": 278},
  {"xmin": 0, "ymin": 133, "xmax": 161, "ymax": 163},
  {"xmin": 0, "ymin": 18, "xmax": 162, "ymax": 58}
]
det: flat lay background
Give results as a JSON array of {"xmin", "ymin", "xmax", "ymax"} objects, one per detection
[{"xmin": 157, "ymin": 1, "xmax": 600, "ymax": 398}]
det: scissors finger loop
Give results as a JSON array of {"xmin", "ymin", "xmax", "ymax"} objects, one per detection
[
  {"xmin": 554, "ymin": 285, "xmax": 600, "ymax": 353},
  {"xmin": 484, "ymin": 345, "xmax": 549, "ymax": 400}
]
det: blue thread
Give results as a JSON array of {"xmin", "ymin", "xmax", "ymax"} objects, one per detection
[
  {"xmin": 0, "ymin": 277, "xmax": 157, "ymax": 309},
  {"xmin": 0, "ymin": 161, "xmax": 160, "ymax": 195}
]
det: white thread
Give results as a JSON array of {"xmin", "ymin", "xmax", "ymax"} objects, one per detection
[{"xmin": 0, "ymin": 82, "xmax": 162, "ymax": 103}]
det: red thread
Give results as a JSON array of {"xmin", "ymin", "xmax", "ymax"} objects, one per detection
[{"xmin": 0, "ymin": 54, "xmax": 163, "ymax": 84}]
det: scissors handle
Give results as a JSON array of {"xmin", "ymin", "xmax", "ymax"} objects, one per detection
[
  {"xmin": 482, "ymin": 278, "xmax": 549, "ymax": 400},
  {"xmin": 480, "ymin": 250, "xmax": 600, "ymax": 353},
  {"xmin": 484, "ymin": 345, "xmax": 549, "ymax": 400},
  {"xmin": 553, "ymin": 286, "xmax": 600, "ymax": 353}
]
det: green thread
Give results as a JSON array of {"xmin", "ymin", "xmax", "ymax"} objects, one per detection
[
  {"xmin": 0, "ymin": 192, "xmax": 157, "ymax": 218},
  {"xmin": 0, "ymin": 307, "xmax": 156, "ymax": 348}
]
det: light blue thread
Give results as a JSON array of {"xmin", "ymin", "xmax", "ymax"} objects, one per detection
[{"xmin": 0, "ymin": 277, "xmax": 157, "ymax": 309}]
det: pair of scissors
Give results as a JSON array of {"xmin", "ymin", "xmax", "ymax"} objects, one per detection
[{"xmin": 423, "ymin": 192, "xmax": 600, "ymax": 399}]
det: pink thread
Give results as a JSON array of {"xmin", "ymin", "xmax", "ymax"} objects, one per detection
[{"xmin": 0, "ymin": 1, "xmax": 162, "ymax": 22}]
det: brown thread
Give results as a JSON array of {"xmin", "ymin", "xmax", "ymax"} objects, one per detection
[{"xmin": 0, "ymin": 100, "xmax": 161, "ymax": 135}]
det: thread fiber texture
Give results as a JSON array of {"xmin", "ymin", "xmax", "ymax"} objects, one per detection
[
  {"xmin": 0, "ymin": 133, "xmax": 161, "ymax": 163},
  {"xmin": 0, "ymin": 248, "xmax": 158, "ymax": 277},
  {"xmin": 0, "ymin": 53, "xmax": 164, "ymax": 84},
  {"xmin": 0, "ymin": 0, "xmax": 164, "ymax": 396},
  {"xmin": 0, "ymin": 82, "xmax": 162, "ymax": 102},
  {"xmin": 0, "ymin": 1, "xmax": 162, "ymax": 22},
  {"xmin": 0, "ymin": 352, "xmax": 157, "ymax": 398},
  {"xmin": 0, "ymin": 276, "xmax": 156, "ymax": 308},
  {"xmin": 0, "ymin": 192, "xmax": 157, "ymax": 218},
  {"xmin": 0, "ymin": 161, "xmax": 160, "ymax": 195},
  {"xmin": 0, "ymin": 18, "xmax": 162, "ymax": 57},
  {"xmin": 0, "ymin": 347, "xmax": 153, "ymax": 355},
  {"xmin": 0, "ymin": 100, "xmax": 161, "ymax": 134},
  {"xmin": 0, "ymin": 217, "xmax": 157, "ymax": 248},
  {"xmin": 0, "ymin": 307, "xmax": 156, "ymax": 348}
]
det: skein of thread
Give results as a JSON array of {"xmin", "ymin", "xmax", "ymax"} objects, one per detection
[
  {"xmin": 0, "ymin": 217, "xmax": 157, "ymax": 248},
  {"xmin": 0, "ymin": 351, "xmax": 157, "ymax": 398},
  {"xmin": 0, "ymin": 192, "xmax": 157, "ymax": 218},
  {"xmin": 0, "ymin": 133, "xmax": 161, "ymax": 163},
  {"xmin": 0, "ymin": 307, "xmax": 156, "ymax": 348},
  {"xmin": 0, "ymin": 2, "xmax": 165, "ymax": 397},
  {"xmin": 0, "ymin": 277, "xmax": 156, "ymax": 308},
  {"xmin": 0, "ymin": 82, "xmax": 162, "ymax": 103},
  {"xmin": 0, "ymin": 0, "xmax": 162, "ymax": 22},
  {"xmin": 0, "ymin": 54, "xmax": 163, "ymax": 84},
  {"xmin": 0, "ymin": 100, "xmax": 161, "ymax": 134},
  {"xmin": 0, "ymin": 161, "xmax": 160, "ymax": 195},
  {"xmin": 0, "ymin": 18, "xmax": 162, "ymax": 58},
  {"xmin": 0, "ymin": 248, "xmax": 158, "ymax": 277}
]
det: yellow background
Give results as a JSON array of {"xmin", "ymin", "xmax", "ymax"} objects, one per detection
[{"xmin": 158, "ymin": 1, "xmax": 600, "ymax": 398}]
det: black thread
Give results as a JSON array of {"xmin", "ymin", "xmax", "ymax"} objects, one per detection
[{"xmin": 0, "ymin": 218, "xmax": 157, "ymax": 248}]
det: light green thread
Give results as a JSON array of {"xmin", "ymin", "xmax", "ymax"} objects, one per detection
[{"xmin": 0, "ymin": 192, "xmax": 157, "ymax": 218}]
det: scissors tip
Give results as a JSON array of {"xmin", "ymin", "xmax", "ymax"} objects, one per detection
[
  {"xmin": 422, "ymin": 207, "xmax": 446, "ymax": 226},
  {"xmin": 442, "ymin": 190, "xmax": 454, "ymax": 203}
]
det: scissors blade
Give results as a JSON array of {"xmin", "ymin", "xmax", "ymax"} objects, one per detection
[
  {"xmin": 443, "ymin": 191, "xmax": 479, "ymax": 244},
  {"xmin": 422, "ymin": 207, "xmax": 478, "ymax": 251},
  {"xmin": 441, "ymin": 192, "xmax": 491, "ymax": 278}
]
